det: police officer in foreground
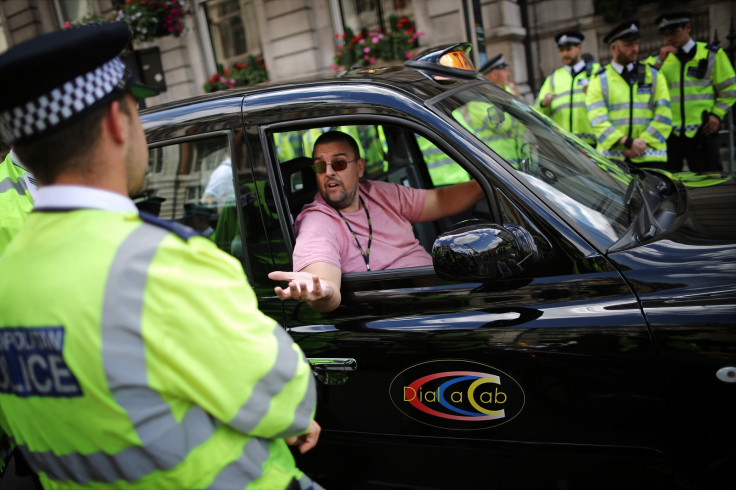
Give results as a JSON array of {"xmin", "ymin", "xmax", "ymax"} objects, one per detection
[
  {"xmin": 0, "ymin": 23, "xmax": 322, "ymax": 489},
  {"xmin": 536, "ymin": 30, "xmax": 601, "ymax": 147},
  {"xmin": 647, "ymin": 10, "xmax": 736, "ymax": 172},
  {"xmin": 586, "ymin": 20, "xmax": 672, "ymax": 168}
]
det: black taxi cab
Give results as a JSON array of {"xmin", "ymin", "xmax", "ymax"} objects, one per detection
[{"xmin": 138, "ymin": 44, "xmax": 736, "ymax": 489}]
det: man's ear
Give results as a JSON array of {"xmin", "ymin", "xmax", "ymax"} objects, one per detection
[
  {"xmin": 357, "ymin": 158, "xmax": 365, "ymax": 178},
  {"xmin": 104, "ymin": 99, "xmax": 128, "ymax": 144}
]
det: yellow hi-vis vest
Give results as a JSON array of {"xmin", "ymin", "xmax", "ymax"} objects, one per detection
[
  {"xmin": 0, "ymin": 153, "xmax": 34, "ymax": 254},
  {"xmin": 586, "ymin": 63, "xmax": 672, "ymax": 164},
  {"xmin": 535, "ymin": 62, "xmax": 601, "ymax": 146},
  {"xmin": 453, "ymin": 101, "xmax": 529, "ymax": 168},
  {"xmin": 0, "ymin": 208, "xmax": 318, "ymax": 489},
  {"xmin": 647, "ymin": 42, "xmax": 736, "ymax": 138}
]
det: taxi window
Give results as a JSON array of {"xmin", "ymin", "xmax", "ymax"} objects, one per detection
[
  {"xmin": 143, "ymin": 135, "xmax": 244, "ymax": 260},
  {"xmin": 270, "ymin": 123, "xmax": 489, "ymax": 262}
]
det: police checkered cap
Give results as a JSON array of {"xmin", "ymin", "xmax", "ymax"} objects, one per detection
[
  {"xmin": 603, "ymin": 20, "xmax": 640, "ymax": 44},
  {"xmin": 0, "ymin": 57, "xmax": 127, "ymax": 145},
  {"xmin": 0, "ymin": 22, "xmax": 156, "ymax": 146},
  {"xmin": 555, "ymin": 31, "xmax": 584, "ymax": 47}
]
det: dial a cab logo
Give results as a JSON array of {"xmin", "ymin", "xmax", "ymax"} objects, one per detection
[{"xmin": 389, "ymin": 359, "xmax": 525, "ymax": 430}]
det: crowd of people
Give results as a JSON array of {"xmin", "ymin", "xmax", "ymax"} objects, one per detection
[{"xmin": 0, "ymin": 8, "xmax": 735, "ymax": 490}]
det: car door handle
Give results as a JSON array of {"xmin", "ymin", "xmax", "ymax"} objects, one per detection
[{"xmin": 307, "ymin": 358, "xmax": 357, "ymax": 385}]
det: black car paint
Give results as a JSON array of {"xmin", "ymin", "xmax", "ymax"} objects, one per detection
[{"xmin": 140, "ymin": 66, "xmax": 736, "ymax": 489}]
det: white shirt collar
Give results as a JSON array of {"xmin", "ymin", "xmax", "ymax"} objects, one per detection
[
  {"xmin": 611, "ymin": 61, "xmax": 634, "ymax": 74},
  {"xmin": 681, "ymin": 38, "xmax": 696, "ymax": 53},
  {"xmin": 34, "ymin": 185, "xmax": 138, "ymax": 213},
  {"xmin": 566, "ymin": 60, "xmax": 586, "ymax": 74}
]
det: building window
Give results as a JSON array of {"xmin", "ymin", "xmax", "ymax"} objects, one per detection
[
  {"xmin": 54, "ymin": 0, "xmax": 95, "ymax": 24},
  {"xmin": 339, "ymin": 0, "xmax": 412, "ymax": 34},
  {"xmin": 204, "ymin": 0, "xmax": 261, "ymax": 69}
]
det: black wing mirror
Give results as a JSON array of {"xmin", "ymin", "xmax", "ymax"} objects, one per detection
[{"xmin": 432, "ymin": 220, "xmax": 539, "ymax": 282}]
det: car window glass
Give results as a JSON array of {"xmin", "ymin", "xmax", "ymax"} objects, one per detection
[
  {"xmin": 436, "ymin": 84, "xmax": 634, "ymax": 246},
  {"xmin": 270, "ymin": 123, "xmax": 489, "ymax": 267},
  {"xmin": 144, "ymin": 135, "xmax": 245, "ymax": 260}
]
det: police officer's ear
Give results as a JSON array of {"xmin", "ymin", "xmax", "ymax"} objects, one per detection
[{"xmin": 105, "ymin": 95, "xmax": 135, "ymax": 146}]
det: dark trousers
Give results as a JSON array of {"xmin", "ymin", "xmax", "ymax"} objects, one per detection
[{"xmin": 665, "ymin": 132, "xmax": 722, "ymax": 173}]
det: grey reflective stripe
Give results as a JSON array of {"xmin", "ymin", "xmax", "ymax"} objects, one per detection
[
  {"xmin": 587, "ymin": 100, "xmax": 606, "ymax": 111},
  {"xmin": 680, "ymin": 79, "xmax": 715, "ymax": 89},
  {"xmin": 600, "ymin": 72, "xmax": 609, "ymax": 107},
  {"xmin": 298, "ymin": 473, "xmax": 324, "ymax": 490},
  {"xmin": 590, "ymin": 115, "xmax": 608, "ymax": 126},
  {"xmin": 20, "ymin": 224, "xmax": 218, "ymax": 484},
  {"xmin": 228, "ymin": 324, "xmax": 314, "ymax": 435},
  {"xmin": 653, "ymin": 113, "xmax": 672, "ymax": 125},
  {"xmin": 646, "ymin": 125, "xmax": 667, "ymax": 143},
  {"xmin": 704, "ymin": 49, "xmax": 716, "ymax": 80},
  {"xmin": 599, "ymin": 125, "xmax": 616, "ymax": 144},
  {"xmin": 0, "ymin": 176, "xmax": 28, "ymax": 195},
  {"xmin": 715, "ymin": 77, "xmax": 736, "ymax": 90},
  {"xmin": 206, "ymin": 437, "xmax": 270, "ymax": 489},
  {"xmin": 649, "ymin": 66, "xmax": 657, "ymax": 111},
  {"xmin": 273, "ymin": 369, "xmax": 316, "ymax": 439}
]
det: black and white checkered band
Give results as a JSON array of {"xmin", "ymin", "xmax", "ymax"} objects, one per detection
[
  {"xmin": 659, "ymin": 16, "xmax": 690, "ymax": 29},
  {"xmin": 557, "ymin": 35, "xmax": 582, "ymax": 46},
  {"xmin": 0, "ymin": 57, "xmax": 127, "ymax": 144}
]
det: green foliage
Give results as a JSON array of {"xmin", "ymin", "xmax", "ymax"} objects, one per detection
[{"xmin": 203, "ymin": 55, "xmax": 268, "ymax": 93}]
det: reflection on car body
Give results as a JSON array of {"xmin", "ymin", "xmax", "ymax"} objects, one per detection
[{"xmin": 140, "ymin": 44, "xmax": 736, "ymax": 489}]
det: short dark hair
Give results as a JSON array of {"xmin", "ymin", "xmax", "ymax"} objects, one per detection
[
  {"xmin": 313, "ymin": 130, "xmax": 361, "ymax": 160},
  {"xmin": 14, "ymin": 93, "xmax": 130, "ymax": 184}
]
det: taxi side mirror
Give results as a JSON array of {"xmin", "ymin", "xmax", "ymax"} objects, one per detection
[{"xmin": 431, "ymin": 220, "xmax": 539, "ymax": 282}]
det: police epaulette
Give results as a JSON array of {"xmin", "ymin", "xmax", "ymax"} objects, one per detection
[
  {"xmin": 706, "ymin": 43, "xmax": 720, "ymax": 53},
  {"xmin": 139, "ymin": 211, "xmax": 201, "ymax": 241}
]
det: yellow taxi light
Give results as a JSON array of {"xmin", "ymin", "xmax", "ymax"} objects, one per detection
[{"xmin": 439, "ymin": 50, "xmax": 475, "ymax": 71}]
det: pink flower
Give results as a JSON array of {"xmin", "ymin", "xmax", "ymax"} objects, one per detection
[
  {"xmin": 64, "ymin": 21, "xmax": 71, "ymax": 28},
  {"xmin": 372, "ymin": 37, "xmax": 379, "ymax": 44},
  {"xmin": 364, "ymin": 54, "xmax": 370, "ymax": 60},
  {"xmin": 219, "ymin": 76, "xmax": 226, "ymax": 83},
  {"xmin": 405, "ymin": 52, "xmax": 413, "ymax": 59},
  {"xmin": 363, "ymin": 47, "xmax": 370, "ymax": 53},
  {"xmin": 359, "ymin": 39, "xmax": 365, "ymax": 44},
  {"xmin": 370, "ymin": 57, "xmax": 376, "ymax": 64}
]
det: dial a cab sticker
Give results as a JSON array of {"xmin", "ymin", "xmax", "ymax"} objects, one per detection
[{"xmin": 389, "ymin": 359, "xmax": 525, "ymax": 430}]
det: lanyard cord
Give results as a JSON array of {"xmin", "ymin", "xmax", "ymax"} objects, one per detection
[{"xmin": 336, "ymin": 196, "xmax": 372, "ymax": 271}]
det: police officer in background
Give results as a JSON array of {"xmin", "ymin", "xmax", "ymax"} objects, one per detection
[
  {"xmin": 536, "ymin": 30, "xmax": 601, "ymax": 147},
  {"xmin": 480, "ymin": 54, "xmax": 522, "ymax": 96},
  {"xmin": 0, "ymin": 149, "xmax": 36, "ymax": 254},
  {"xmin": 586, "ymin": 20, "xmax": 672, "ymax": 168},
  {"xmin": 648, "ymin": 10, "xmax": 736, "ymax": 172},
  {"xmin": 0, "ymin": 23, "xmax": 321, "ymax": 490}
]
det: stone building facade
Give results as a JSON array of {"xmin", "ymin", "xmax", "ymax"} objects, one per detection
[{"xmin": 0, "ymin": 0, "xmax": 733, "ymax": 108}]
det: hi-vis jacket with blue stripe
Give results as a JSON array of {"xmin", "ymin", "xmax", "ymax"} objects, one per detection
[
  {"xmin": 0, "ymin": 187, "xmax": 319, "ymax": 489},
  {"xmin": 586, "ymin": 62, "xmax": 672, "ymax": 164},
  {"xmin": 647, "ymin": 42, "xmax": 736, "ymax": 138}
]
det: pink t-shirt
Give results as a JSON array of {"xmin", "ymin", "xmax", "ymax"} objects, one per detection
[{"xmin": 292, "ymin": 180, "xmax": 432, "ymax": 273}]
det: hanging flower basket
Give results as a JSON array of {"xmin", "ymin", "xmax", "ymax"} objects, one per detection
[
  {"xmin": 65, "ymin": 0, "xmax": 190, "ymax": 44},
  {"xmin": 333, "ymin": 15, "xmax": 423, "ymax": 71}
]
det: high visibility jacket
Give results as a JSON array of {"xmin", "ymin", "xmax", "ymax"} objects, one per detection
[
  {"xmin": 416, "ymin": 136, "xmax": 470, "ymax": 186},
  {"xmin": 453, "ymin": 101, "xmax": 529, "ymax": 168},
  {"xmin": 536, "ymin": 62, "xmax": 601, "ymax": 146},
  {"xmin": 586, "ymin": 63, "xmax": 672, "ymax": 164},
  {"xmin": 0, "ymin": 153, "xmax": 35, "ymax": 254},
  {"xmin": 647, "ymin": 42, "xmax": 736, "ymax": 138},
  {"xmin": 0, "ymin": 199, "xmax": 318, "ymax": 489}
]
